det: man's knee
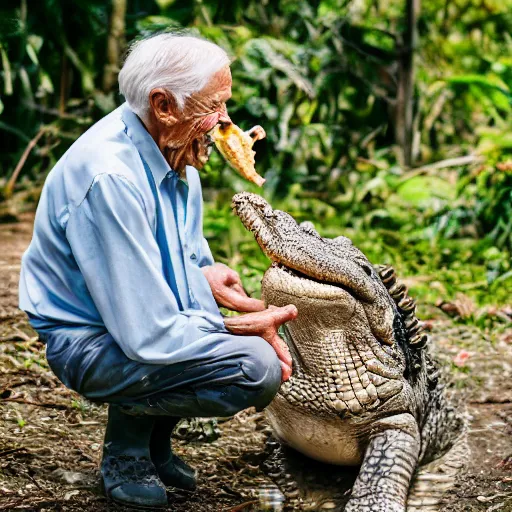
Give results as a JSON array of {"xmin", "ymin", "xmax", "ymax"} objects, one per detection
[{"xmin": 238, "ymin": 336, "xmax": 282, "ymax": 410}]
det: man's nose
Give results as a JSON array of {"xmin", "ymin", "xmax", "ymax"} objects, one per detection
[{"xmin": 217, "ymin": 106, "xmax": 231, "ymax": 125}]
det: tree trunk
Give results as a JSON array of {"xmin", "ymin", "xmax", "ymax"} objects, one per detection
[
  {"xmin": 395, "ymin": 0, "xmax": 420, "ymax": 167},
  {"xmin": 102, "ymin": 0, "xmax": 127, "ymax": 93}
]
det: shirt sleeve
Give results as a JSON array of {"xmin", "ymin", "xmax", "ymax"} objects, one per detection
[{"xmin": 65, "ymin": 173, "xmax": 225, "ymax": 364}]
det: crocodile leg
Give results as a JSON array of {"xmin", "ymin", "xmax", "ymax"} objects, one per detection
[{"xmin": 345, "ymin": 414, "xmax": 421, "ymax": 512}]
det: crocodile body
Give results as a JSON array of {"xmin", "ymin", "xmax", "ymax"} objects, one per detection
[{"xmin": 232, "ymin": 193, "xmax": 467, "ymax": 511}]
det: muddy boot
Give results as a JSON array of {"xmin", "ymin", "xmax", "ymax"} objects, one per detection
[
  {"xmin": 150, "ymin": 417, "xmax": 197, "ymax": 491},
  {"xmin": 100, "ymin": 405, "xmax": 167, "ymax": 509}
]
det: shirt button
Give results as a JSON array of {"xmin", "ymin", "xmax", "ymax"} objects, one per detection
[{"xmin": 190, "ymin": 253, "xmax": 197, "ymax": 261}]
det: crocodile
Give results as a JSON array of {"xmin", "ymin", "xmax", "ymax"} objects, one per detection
[{"xmin": 232, "ymin": 192, "xmax": 468, "ymax": 512}]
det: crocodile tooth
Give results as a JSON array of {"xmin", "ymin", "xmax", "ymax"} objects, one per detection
[{"xmin": 410, "ymin": 333, "xmax": 429, "ymax": 348}]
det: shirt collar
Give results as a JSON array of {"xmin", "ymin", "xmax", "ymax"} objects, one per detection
[{"xmin": 121, "ymin": 103, "xmax": 173, "ymax": 185}]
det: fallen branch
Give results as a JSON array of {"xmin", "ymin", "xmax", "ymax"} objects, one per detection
[
  {"xmin": 0, "ymin": 446, "xmax": 27, "ymax": 457},
  {"xmin": 400, "ymin": 154, "xmax": 484, "ymax": 182},
  {"xmin": 0, "ymin": 397, "xmax": 71, "ymax": 410},
  {"xmin": 4, "ymin": 127, "xmax": 47, "ymax": 198},
  {"xmin": 23, "ymin": 101, "xmax": 87, "ymax": 121},
  {"xmin": 0, "ymin": 497, "xmax": 55, "ymax": 510}
]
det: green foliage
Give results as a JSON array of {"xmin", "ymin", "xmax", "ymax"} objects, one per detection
[{"xmin": 0, "ymin": 0, "xmax": 511, "ymax": 308}]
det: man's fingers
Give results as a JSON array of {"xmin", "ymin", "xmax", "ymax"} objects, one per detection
[
  {"xmin": 221, "ymin": 287, "xmax": 266, "ymax": 312},
  {"xmin": 263, "ymin": 331, "xmax": 292, "ymax": 368},
  {"xmin": 230, "ymin": 282, "xmax": 248, "ymax": 296},
  {"xmin": 223, "ymin": 267, "xmax": 242, "ymax": 286},
  {"xmin": 269, "ymin": 334, "xmax": 292, "ymax": 368},
  {"xmin": 224, "ymin": 304, "xmax": 298, "ymax": 332},
  {"xmin": 230, "ymin": 283, "xmax": 266, "ymax": 310},
  {"xmin": 222, "ymin": 306, "xmax": 294, "ymax": 381},
  {"xmin": 280, "ymin": 361, "xmax": 292, "ymax": 382},
  {"xmin": 234, "ymin": 296, "xmax": 266, "ymax": 312},
  {"xmin": 270, "ymin": 304, "xmax": 298, "ymax": 325}
]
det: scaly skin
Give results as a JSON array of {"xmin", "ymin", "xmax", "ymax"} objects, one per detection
[{"xmin": 232, "ymin": 192, "xmax": 466, "ymax": 511}]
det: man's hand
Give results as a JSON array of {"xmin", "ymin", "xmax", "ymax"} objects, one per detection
[
  {"xmin": 202, "ymin": 263, "xmax": 265, "ymax": 312},
  {"xmin": 224, "ymin": 305, "xmax": 298, "ymax": 382}
]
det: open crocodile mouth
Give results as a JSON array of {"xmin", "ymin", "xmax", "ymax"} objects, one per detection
[
  {"xmin": 262, "ymin": 262, "xmax": 358, "ymax": 370},
  {"xmin": 267, "ymin": 261, "xmax": 356, "ymax": 303}
]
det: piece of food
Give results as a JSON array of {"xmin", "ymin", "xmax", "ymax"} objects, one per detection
[{"xmin": 210, "ymin": 122, "xmax": 266, "ymax": 186}]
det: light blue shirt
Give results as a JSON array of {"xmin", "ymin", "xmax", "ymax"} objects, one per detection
[{"xmin": 19, "ymin": 104, "xmax": 226, "ymax": 364}]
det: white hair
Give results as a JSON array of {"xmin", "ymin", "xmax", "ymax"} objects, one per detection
[{"xmin": 118, "ymin": 33, "xmax": 230, "ymax": 120}]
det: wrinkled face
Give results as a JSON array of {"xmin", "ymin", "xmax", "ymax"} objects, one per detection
[
  {"xmin": 233, "ymin": 193, "xmax": 408, "ymax": 416},
  {"xmin": 149, "ymin": 65, "xmax": 232, "ymax": 172}
]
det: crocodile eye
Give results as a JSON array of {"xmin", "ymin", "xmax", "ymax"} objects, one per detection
[{"xmin": 361, "ymin": 264, "xmax": 372, "ymax": 276}]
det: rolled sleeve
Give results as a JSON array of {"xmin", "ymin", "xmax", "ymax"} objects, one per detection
[{"xmin": 65, "ymin": 174, "xmax": 225, "ymax": 364}]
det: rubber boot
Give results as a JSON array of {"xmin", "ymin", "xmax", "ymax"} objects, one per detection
[
  {"xmin": 150, "ymin": 417, "xmax": 197, "ymax": 491},
  {"xmin": 100, "ymin": 405, "xmax": 167, "ymax": 509}
]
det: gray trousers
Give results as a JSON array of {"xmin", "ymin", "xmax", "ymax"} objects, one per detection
[{"xmin": 36, "ymin": 325, "xmax": 282, "ymax": 417}]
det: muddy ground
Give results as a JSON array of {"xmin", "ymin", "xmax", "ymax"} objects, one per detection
[{"xmin": 0, "ymin": 216, "xmax": 511, "ymax": 511}]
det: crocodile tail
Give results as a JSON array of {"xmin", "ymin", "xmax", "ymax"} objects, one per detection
[
  {"xmin": 407, "ymin": 365, "xmax": 469, "ymax": 510},
  {"xmin": 407, "ymin": 429, "xmax": 469, "ymax": 511}
]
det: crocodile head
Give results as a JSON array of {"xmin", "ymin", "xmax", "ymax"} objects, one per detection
[{"xmin": 232, "ymin": 192, "xmax": 425, "ymax": 422}]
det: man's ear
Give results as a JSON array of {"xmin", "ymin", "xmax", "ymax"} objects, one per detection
[{"xmin": 149, "ymin": 88, "xmax": 179, "ymax": 127}]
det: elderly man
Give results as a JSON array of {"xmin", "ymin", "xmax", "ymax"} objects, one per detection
[{"xmin": 19, "ymin": 34, "xmax": 297, "ymax": 509}]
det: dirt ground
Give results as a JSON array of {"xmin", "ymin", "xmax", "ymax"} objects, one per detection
[{"xmin": 0, "ymin": 215, "xmax": 511, "ymax": 511}]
